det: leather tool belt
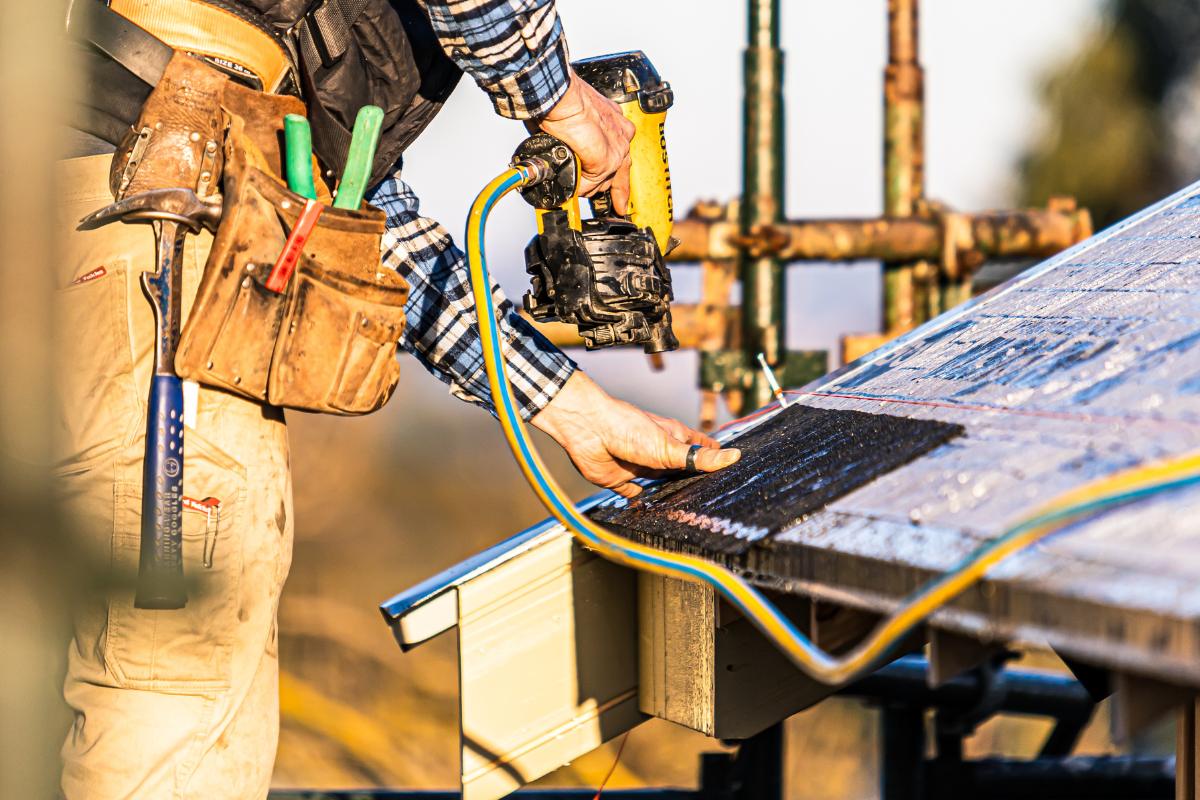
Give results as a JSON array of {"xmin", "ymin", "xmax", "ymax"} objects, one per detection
[
  {"xmin": 113, "ymin": 52, "xmax": 408, "ymax": 415},
  {"xmin": 106, "ymin": 0, "xmax": 298, "ymax": 94},
  {"xmin": 71, "ymin": 0, "xmax": 461, "ymax": 188}
]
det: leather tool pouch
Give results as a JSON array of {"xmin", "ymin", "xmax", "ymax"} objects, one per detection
[
  {"xmin": 176, "ymin": 116, "xmax": 409, "ymax": 415},
  {"xmin": 113, "ymin": 52, "xmax": 409, "ymax": 415},
  {"xmin": 109, "ymin": 52, "xmax": 308, "ymax": 201}
]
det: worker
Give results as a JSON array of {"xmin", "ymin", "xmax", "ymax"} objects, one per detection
[{"xmin": 58, "ymin": 0, "xmax": 740, "ymax": 797}]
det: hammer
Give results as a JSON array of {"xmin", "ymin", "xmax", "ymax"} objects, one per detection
[{"xmin": 80, "ymin": 188, "xmax": 222, "ymax": 609}]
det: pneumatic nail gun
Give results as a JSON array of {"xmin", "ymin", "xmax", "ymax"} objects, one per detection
[{"xmin": 514, "ymin": 51, "xmax": 680, "ymax": 354}]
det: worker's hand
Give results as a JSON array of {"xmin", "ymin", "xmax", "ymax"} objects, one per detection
[
  {"xmin": 530, "ymin": 70, "xmax": 636, "ymax": 214},
  {"xmin": 531, "ymin": 371, "xmax": 741, "ymax": 498}
]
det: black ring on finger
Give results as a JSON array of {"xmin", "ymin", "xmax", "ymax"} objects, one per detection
[{"xmin": 684, "ymin": 444, "xmax": 703, "ymax": 473}]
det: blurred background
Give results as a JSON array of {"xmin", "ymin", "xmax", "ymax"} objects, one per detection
[{"xmin": 7, "ymin": 0, "xmax": 1200, "ymax": 797}]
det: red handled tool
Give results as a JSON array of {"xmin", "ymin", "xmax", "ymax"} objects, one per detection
[{"xmin": 265, "ymin": 198, "xmax": 322, "ymax": 292}]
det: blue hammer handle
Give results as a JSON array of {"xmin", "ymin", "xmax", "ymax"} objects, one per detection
[
  {"xmin": 134, "ymin": 218, "xmax": 189, "ymax": 609},
  {"xmin": 136, "ymin": 375, "xmax": 187, "ymax": 608}
]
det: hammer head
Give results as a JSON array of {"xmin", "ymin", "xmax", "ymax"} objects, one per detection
[{"xmin": 78, "ymin": 188, "xmax": 223, "ymax": 233}]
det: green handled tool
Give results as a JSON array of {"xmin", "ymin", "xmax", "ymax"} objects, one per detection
[
  {"xmin": 282, "ymin": 107, "xmax": 383, "ymax": 208},
  {"xmin": 269, "ymin": 107, "xmax": 384, "ymax": 293},
  {"xmin": 284, "ymin": 114, "xmax": 318, "ymax": 200},
  {"xmin": 334, "ymin": 105, "xmax": 383, "ymax": 210}
]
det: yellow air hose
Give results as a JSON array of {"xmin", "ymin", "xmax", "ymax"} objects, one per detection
[{"xmin": 467, "ymin": 166, "xmax": 1200, "ymax": 686}]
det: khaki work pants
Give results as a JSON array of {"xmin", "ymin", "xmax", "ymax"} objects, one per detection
[{"xmin": 56, "ymin": 155, "xmax": 294, "ymax": 800}]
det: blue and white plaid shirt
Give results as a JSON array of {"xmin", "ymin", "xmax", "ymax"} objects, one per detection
[
  {"xmin": 419, "ymin": 0, "xmax": 572, "ymax": 120},
  {"xmin": 370, "ymin": 178, "xmax": 575, "ymax": 419},
  {"xmin": 369, "ymin": 0, "xmax": 576, "ymax": 420}
]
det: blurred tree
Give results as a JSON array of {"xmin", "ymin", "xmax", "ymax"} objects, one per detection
[{"xmin": 1022, "ymin": 0, "xmax": 1200, "ymax": 229}]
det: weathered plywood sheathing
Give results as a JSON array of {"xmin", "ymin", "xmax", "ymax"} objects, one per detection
[{"xmin": 638, "ymin": 572, "xmax": 716, "ymax": 735}]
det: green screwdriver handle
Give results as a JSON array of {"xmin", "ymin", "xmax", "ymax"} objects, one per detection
[
  {"xmin": 284, "ymin": 114, "xmax": 318, "ymax": 201},
  {"xmin": 334, "ymin": 105, "xmax": 383, "ymax": 210}
]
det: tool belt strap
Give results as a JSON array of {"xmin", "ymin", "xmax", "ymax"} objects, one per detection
[
  {"xmin": 70, "ymin": 0, "xmax": 459, "ymax": 191},
  {"xmin": 299, "ymin": 0, "xmax": 372, "ymax": 69},
  {"xmin": 293, "ymin": 0, "xmax": 371, "ymax": 181},
  {"xmin": 109, "ymin": 0, "xmax": 296, "ymax": 94},
  {"xmin": 67, "ymin": 0, "xmax": 299, "ymax": 145}
]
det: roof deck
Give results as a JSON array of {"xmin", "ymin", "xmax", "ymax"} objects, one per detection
[{"xmin": 382, "ymin": 178, "xmax": 1200, "ymax": 800}]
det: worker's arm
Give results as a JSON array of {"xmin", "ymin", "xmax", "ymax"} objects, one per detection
[
  {"xmin": 418, "ymin": 0, "xmax": 635, "ymax": 211},
  {"xmin": 419, "ymin": 0, "xmax": 572, "ymax": 119},
  {"xmin": 532, "ymin": 372, "xmax": 740, "ymax": 498},
  {"xmin": 388, "ymin": 1, "xmax": 721, "ymax": 491},
  {"xmin": 371, "ymin": 177, "xmax": 576, "ymax": 421},
  {"xmin": 370, "ymin": 179, "xmax": 738, "ymax": 496}
]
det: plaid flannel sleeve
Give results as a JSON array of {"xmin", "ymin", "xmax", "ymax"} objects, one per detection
[
  {"xmin": 418, "ymin": 0, "xmax": 571, "ymax": 119},
  {"xmin": 367, "ymin": 175, "xmax": 576, "ymax": 420}
]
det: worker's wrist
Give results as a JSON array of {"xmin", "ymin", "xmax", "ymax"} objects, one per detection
[
  {"xmin": 485, "ymin": 36, "xmax": 573, "ymax": 120},
  {"xmin": 514, "ymin": 359, "xmax": 576, "ymax": 422},
  {"xmin": 530, "ymin": 370, "xmax": 603, "ymax": 437},
  {"xmin": 535, "ymin": 71, "xmax": 585, "ymax": 125}
]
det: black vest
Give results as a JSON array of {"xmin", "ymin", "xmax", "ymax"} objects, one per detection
[{"xmin": 75, "ymin": 0, "xmax": 462, "ymax": 189}]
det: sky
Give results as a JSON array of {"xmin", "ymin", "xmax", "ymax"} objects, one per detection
[{"xmin": 398, "ymin": 0, "xmax": 1104, "ymax": 424}]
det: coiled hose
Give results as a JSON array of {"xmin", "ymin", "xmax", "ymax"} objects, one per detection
[{"xmin": 466, "ymin": 166, "xmax": 1200, "ymax": 686}]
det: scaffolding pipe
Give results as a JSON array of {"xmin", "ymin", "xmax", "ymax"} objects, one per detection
[
  {"xmin": 883, "ymin": 0, "xmax": 927, "ymax": 333},
  {"xmin": 665, "ymin": 0, "xmax": 1089, "ymax": 419},
  {"xmin": 667, "ymin": 206, "xmax": 1093, "ymax": 264},
  {"xmin": 884, "ymin": 0, "xmax": 924, "ymax": 217},
  {"xmin": 740, "ymin": 0, "xmax": 787, "ymax": 411}
]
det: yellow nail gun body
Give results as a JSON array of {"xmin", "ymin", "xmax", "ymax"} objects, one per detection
[{"xmin": 516, "ymin": 52, "xmax": 680, "ymax": 353}]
